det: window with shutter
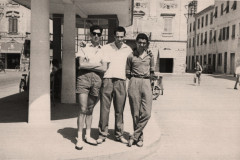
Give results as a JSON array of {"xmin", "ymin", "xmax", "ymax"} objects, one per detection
[
  {"xmin": 205, "ymin": 31, "xmax": 207, "ymax": 44},
  {"xmin": 209, "ymin": 30, "xmax": 212, "ymax": 44},
  {"xmin": 223, "ymin": 27, "xmax": 225, "ymax": 40},
  {"xmin": 226, "ymin": 26, "xmax": 229, "ymax": 40},
  {"xmin": 232, "ymin": 24, "xmax": 235, "ymax": 39},
  {"xmin": 8, "ymin": 17, "xmax": 18, "ymax": 34},
  {"xmin": 210, "ymin": 12, "xmax": 213, "ymax": 24},
  {"xmin": 164, "ymin": 18, "xmax": 172, "ymax": 33},
  {"xmin": 221, "ymin": 3, "xmax": 224, "ymax": 15},
  {"xmin": 232, "ymin": 1, "xmax": 237, "ymax": 10},
  {"xmin": 205, "ymin": 14, "xmax": 208, "ymax": 26}
]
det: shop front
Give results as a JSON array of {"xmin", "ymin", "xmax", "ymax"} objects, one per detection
[{"xmin": 0, "ymin": 40, "xmax": 23, "ymax": 69}]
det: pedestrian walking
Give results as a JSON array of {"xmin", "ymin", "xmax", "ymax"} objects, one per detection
[
  {"xmin": 97, "ymin": 26, "xmax": 132, "ymax": 145},
  {"xmin": 234, "ymin": 65, "xmax": 240, "ymax": 90},
  {"xmin": 75, "ymin": 25, "xmax": 108, "ymax": 150},
  {"xmin": 0, "ymin": 59, "xmax": 6, "ymax": 73},
  {"xmin": 194, "ymin": 61, "xmax": 202, "ymax": 86},
  {"xmin": 126, "ymin": 33, "xmax": 155, "ymax": 147}
]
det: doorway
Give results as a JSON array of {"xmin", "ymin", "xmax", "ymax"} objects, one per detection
[
  {"xmin": 224, "ymin": 52, "xmax": 227, "ymax": 73},
  {"xmin": 230, "ymin": 53, "xmax": 235, "ymax": 74},
  {"xmin": 160, "ymin": 58, "xmax": 173, "ymax": 73},
  {"xmin": 213, "ymin": 54, "xmax": 216, "ymax": 72},
  {"xmin": 7, "ymin": 54, "xmax": 20, "ymax": 69}
]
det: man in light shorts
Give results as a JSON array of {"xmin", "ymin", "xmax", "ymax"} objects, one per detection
[{"xmin": 75, "ymin": 25, "xmax": 108, "ymax": 150}]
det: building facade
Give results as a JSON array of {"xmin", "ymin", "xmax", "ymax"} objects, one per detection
[
  {"xmin": 125, "ymin": 0, "xmax": 188, "ymax": 73},
  {"xmin": 187, "ymin": 0, "xmax": 240, "ymax": 74},
  {"xmin": 0, "ymin": 0, "xmax": 30, "ymax": 70}
]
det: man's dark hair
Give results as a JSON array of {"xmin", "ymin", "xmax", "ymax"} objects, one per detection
[
  {"xmin": 52, "ymin": 59, "xmax": 59, "ymax": 68},
  {"xmin": 90, "ymin": 25, "xmax": 103, "ymax": 34},
  {"xmin": 114, "ymin": 26, "xmax": 126, "ymax": 36},
  {"xmin": 136, "ymin": 33, "xmax": 149, "ymax": 43}
]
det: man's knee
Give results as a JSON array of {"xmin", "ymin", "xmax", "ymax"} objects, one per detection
[
  {"xmin": 143, "ymin": 111, "xmax": 151, "ymax": 120},
  {"xmin": 80, "ymin": 107, "xmax": 93, "ymax": 115}
]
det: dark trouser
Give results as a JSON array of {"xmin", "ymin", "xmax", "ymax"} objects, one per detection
[
  {"xmin": 98, "ymin": 78, "xmax": 126, "ymax": 139},
  {"xmin": 234, "ymin": 75, "xmax": 239, "ymax": 89},
  {"xmin": 128, "ymin": 77, "xmax": 152, "ymax": 142},
  {"xmin": 196, "ymin": 72, "xmax": 201, "ymax": 84}
]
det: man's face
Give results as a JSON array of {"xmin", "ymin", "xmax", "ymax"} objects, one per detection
[
  {"xmin": 90, "ymin": 29, "xmax": 102, "ymax": 43},
  {"xmin": 136, "ymin": 38, "xmax": 147, "ymax": 51},
  {"xmin": 114, "ymin": 31, "xmax": 125, "ymax": 45}
]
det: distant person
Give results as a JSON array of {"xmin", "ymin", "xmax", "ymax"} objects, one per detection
[
  {"xmin": 194, "ymin": 61, "xmax": 202, "ymax": 86},
  {"xmin": 75, "ymin": 25, "xmax": 108, "ymax": 150},
  {"xmin": 234, "ymin": 65, "xmax": 240, "ymax": 90},
  {"xmin": 50, "ymin": 59, "xmax": 61, "ymax": 99},
  {"xmin": 126, "ymin": 33, "xmax": 154, "ymax": 147},
  {"xmin": 97, "ymin": 26, "xmax": 132, "ymax": 145},
  {"xmin": 51, "ymin": 59, "xmax": 60, "ymax": 74},
  {"xmin": 0, "ymin": 59, "xmax": 6, "ymax": 73}
]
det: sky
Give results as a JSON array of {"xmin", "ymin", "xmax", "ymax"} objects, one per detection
[{"xmin": 197, "ymin": 0, "xmax": 215, "ymax": 12}]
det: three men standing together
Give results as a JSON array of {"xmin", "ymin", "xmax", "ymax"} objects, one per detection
[{"xmin": 75, "ymin": 25, "xmax": 154, "ymax": 150}]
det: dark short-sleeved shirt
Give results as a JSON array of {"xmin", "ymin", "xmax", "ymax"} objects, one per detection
[{"xmin": 126, "ymin": 49, "xmax": 154, "ymax": 77}]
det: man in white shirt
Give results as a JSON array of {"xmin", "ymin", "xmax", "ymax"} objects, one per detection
[
  {"xmin": 97, "ymin": 26, "xmax": 132, "ymax": 144},
  {"xmin": 75, "ymin": 25, "xmax": 108, "ymax": 150}
]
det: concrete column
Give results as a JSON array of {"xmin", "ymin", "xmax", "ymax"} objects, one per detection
[
  {"xmin": 29, "ymin": 0, "xmax": 50, "ymax": 123},
  {"xmin": 108, "ymin": 19, "xmax": 118, "ymax": 43},
  {"xmin": 53, "ymin": 14, "xmax": 62, "ymax": 64},
  {"xmin": 61, "ymin": 4, "xmax": 76, "ymax": 103}
]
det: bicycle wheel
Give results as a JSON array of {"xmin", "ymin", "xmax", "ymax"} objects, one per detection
[
  {"xmin": 19, "ymin": 80, "xmax": 26, "ymax": 93},
  {"xmin": 152, "ymin": 87, "xmax": 160, "ymax": 100}
]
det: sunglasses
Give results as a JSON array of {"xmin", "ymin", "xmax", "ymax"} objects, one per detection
[
  {"xmin": 137, "ymin": 42, "xmax": 147, "ymax": 46},
  {"xmin": 92, "ymin": 32, "xmax": 102, "ymax": 37}
]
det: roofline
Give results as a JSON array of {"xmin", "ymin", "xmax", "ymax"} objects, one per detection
[{"xmin": 195, "ymin": 5, "xmax": 215, "ymax": 17}]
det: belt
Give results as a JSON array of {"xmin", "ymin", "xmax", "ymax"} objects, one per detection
[{"xmin": 132, "ymin": 75, "xmax": 150, "ymax": 79}]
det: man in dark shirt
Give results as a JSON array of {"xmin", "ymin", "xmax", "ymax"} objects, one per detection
[{"xmin": 126, "ymin": 33, "xmax": 154, "ymax": 147}]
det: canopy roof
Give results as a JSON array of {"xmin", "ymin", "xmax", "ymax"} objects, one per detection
[{"xmin": 13, "ymin": 0, "xmax": 133, "ymax": 27}]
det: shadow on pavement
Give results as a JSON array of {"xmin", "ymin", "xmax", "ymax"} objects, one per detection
[
  {"xmin": 0, "ymin": 91, "xmax": 79, "ymax": 123},
  {"xmin": 0, "ymin": 92, "xmax": 28, "ymax": 123},
  {"xmin": 51, "ymin": 102, "xmax": 78, "ymax": 120},
  {"xmin": 58, "ymin": 127, "xmax": 130, "ymax": 145},
  {"xmin": 209, "ymin": 74, "xmax": 236, "ymax": 81}
]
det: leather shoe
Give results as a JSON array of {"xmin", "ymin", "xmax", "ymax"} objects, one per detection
[
  {"xmin": 75, "ymin": 137, "xmax": 83, "ymax": 150},
  {"xmin": 96, "ymin": 138, "xmax": 106, "ymax": 144},
  {"xmin": 128, "ymin": 138, "xmax": 134, "ymax": 147},
  {"xmin": 116, "ymin": 137, "xmax": 128, "ymax": 144},
  {"xmin": 84, "ymin": 136, "xmax": 97, "ymax": 146},
  {"xmin": 136, "ymin": 141, "xmax": 143, "ymax": 147}
]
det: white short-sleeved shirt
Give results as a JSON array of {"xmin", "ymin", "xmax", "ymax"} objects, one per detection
[
  {"xmin": 236, "ymin": 66, "xmax": 240, "ymax": 75},
  {"xmin": 101, "ymin": 42, "xmax": 132, "ymax": 80},
  {"xmin": 75, "ymin": 43, "xmax": 104, "ymax": 65}
]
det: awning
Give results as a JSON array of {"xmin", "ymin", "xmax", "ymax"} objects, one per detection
[
  {"xmin": 0, "ymin": 42, "xmax": 23, "ymax": 54},
  {"xmin": 13, "ymin": 0, "xmax": 133, "ymax": 27}
]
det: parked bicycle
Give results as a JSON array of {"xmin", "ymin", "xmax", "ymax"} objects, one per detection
[
  {"xmin": 19, "ymin": 74, "xmax": 28, "ymax": 93},
  {"xmin": 151, "ymin": 75, "xmax": 164, "ymax": 100}
]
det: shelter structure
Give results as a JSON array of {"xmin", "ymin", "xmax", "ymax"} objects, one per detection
[{"xmin": 12, "ymin": 0, "xmax": 133, "ymax": 123}]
